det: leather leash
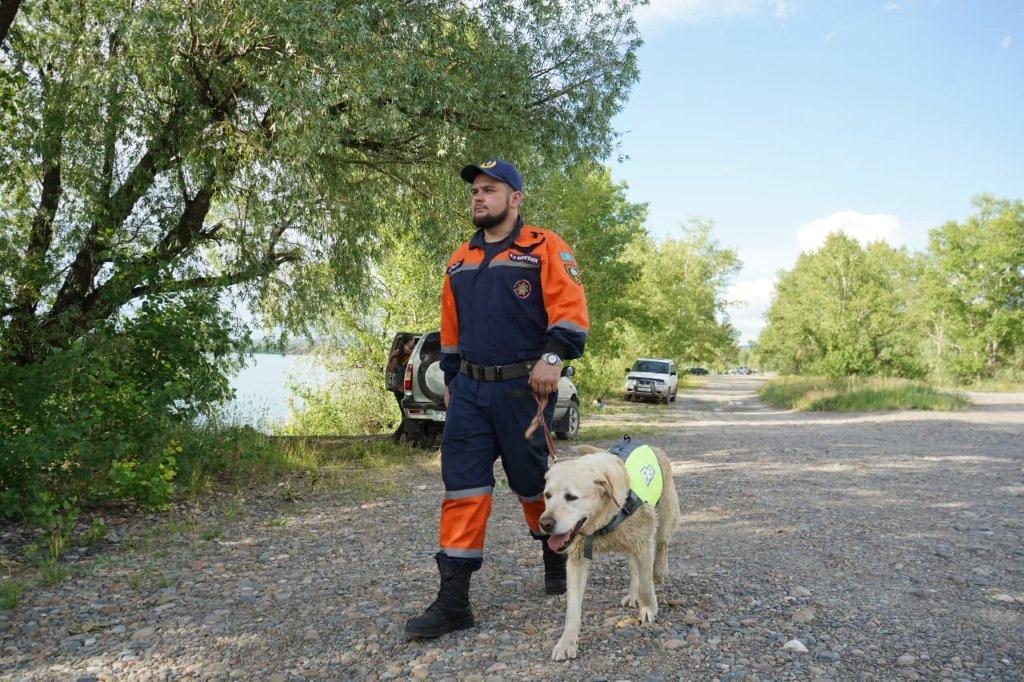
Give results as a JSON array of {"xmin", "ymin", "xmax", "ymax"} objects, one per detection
[{"xmin": 525, "ymin": 393, "xmax": 558, "ymax": 462}]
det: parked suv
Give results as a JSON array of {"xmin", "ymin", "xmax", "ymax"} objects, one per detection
[
  {"xmin": 389, "ymin": 331, "xmax": 581, "ymax": 448},
  {"xmin": 624, "ymin": 358, "xmax": 678, "ymax": 403}
]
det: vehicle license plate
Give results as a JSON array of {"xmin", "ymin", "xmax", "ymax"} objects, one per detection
[{"xmin": 637, "ymin": 386, "xmax": 652, "ymax": 393}]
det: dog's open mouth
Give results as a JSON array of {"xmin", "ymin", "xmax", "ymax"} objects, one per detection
[{"xmin": 546, "ymin": 518, "xmax": 586, "ymax": 553}]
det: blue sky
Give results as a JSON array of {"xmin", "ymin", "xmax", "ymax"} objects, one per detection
[{"xmin": 610, "ymin": 0, "xmax": 1024, "ymax": 343}]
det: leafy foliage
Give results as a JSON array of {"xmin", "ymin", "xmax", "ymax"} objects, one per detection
[
  {"xmin": 757, "ymin": 197, "xmax": 1024, "ymax": 384},
  {"xmin": 757, "ymin": 233, "xmax": 925, "ymax": 377},
  {"xmin": 915, "ymin": 196, "xmax": 1024, "ymax": 381}
]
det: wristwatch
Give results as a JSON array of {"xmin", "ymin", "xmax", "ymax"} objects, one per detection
[{"xmin": 543, "ymin": 352, "xmax": 562, "ymax": 366}]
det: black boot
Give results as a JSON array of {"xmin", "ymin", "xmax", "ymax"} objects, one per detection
[
  {"xmin": 405, "ymin": 554, "xmax": 475, "ymax": 638},
  {"xmin": 542, "ymin": 541, "xmax": 567, "ymax": 595}
]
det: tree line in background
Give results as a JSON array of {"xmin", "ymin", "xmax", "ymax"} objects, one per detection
[
  {"xmin": 0, "ymin": 0, "xmax": 651, "ymax": 519},
  {"xmin": 285, "ymin": 162, "xmax": 742, "ymax": 436},
  {"xmin": 755, "ymin": 196, "xmax": 1024, "ymax": 384}
]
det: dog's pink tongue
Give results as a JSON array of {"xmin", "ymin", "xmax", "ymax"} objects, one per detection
[{"xmin": 547, "ymin": 533, "xmax": 570, "ymax": 552}]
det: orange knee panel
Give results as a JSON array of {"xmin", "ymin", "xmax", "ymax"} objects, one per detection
[
  {"xmin": 519, "ymin": 497, "xmax": 546, "ymax": 534},
  {"xmin": 439, "ymin": 494, "xmax": 493, "ymax": 554}
]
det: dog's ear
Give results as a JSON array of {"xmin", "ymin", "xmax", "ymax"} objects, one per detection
[{"xmin": 594, "ymin": 473, "xmax": 624, "ymax": 508}]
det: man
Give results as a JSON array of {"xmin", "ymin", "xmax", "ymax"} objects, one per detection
[{"xmin": 406, "ymin": 159, "xmax": 589, "ymax": 638}]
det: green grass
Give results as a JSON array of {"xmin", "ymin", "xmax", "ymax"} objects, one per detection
[
  {"xmin": 937, "ymin": 378, "xmax": 1024, "ymax": 393},
  {"xmin": 1, "ymin": 580, "xmax": 26, "ymax": 609},
  {"xmin": 577, "ymin": 423, "xmax": 666, "ymax": 441},
  {"xmin": 759, "ymin": 376, "xmax": 969, "ymax": 412}
]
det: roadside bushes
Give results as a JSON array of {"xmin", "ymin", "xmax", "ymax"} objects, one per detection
[
  {"xmin": 759, "ymin": 376, "xmax": 968, "ymax": 411},
  {"xmin": 0, "ymin": 295, "xmax": 248, "ymax": 522}
]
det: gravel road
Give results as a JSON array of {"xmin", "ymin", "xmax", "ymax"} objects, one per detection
[{"xmin": 2, "ymin": 375, "xmax": 1022, "ymax": 681}]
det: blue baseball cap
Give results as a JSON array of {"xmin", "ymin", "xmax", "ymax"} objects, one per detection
[{"xmin": 460, "ymin": 158, "xmax": 523, "ymax": 192}]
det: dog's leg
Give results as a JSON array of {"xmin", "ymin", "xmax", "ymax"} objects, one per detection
[
  {"xmin": 636, "ymin": 542, "xmax": 658, "ymax": 624},
  {"xmin": 552, "ymin": 555, "xmax": 589, "ymax": 661},
  {"xmin": 654, "ymin": 540, "xmax": 669, "ymax": 584},
  {"xmin": 621, "ymin": 554, "xmax": 639, "ymax": 608}
]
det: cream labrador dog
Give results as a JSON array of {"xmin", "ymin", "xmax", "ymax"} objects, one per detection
[{"xmin": 540, "ymin": 443, "xmax": 680, "ymax": 661}]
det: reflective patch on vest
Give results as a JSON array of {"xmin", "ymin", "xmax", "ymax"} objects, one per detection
[
  {"xmin": 513, "ymin": 279, "xmax": 532, "ymax": 299},
  {"xmin": 623, "ymin": 444, "xmax": 663, "ymax": 507}
]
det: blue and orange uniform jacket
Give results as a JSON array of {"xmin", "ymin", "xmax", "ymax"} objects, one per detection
[{"xmin": 439, "ymin": 220, "xmax": 589, "ymax": 381}]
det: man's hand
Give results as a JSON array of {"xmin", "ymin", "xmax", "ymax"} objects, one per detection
[{"xmin": 528, "ymin": 360, "xmax": 561, "ymax": 396}]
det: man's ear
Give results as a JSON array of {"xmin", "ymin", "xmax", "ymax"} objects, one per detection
[{"xmin": 594, "ymin": 474, "xmax": 623, "ymax": 508}]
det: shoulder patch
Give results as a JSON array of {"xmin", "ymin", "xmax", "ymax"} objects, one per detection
[
  {"xmin": 564, "ymin": 264, "xmax": 582, "ymax": 284},
  {"xmin": 446, "ymin": 259, "xmax": 464, "ymax": 276},
  {"xmin": 559, "ymin": 251, "xmax": 575, "ymax": 262},
  {"xmin": 508, "ymin": 253, "xmax": 540, "ymax": 266}
]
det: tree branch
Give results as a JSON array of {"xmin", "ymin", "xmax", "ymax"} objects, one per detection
[
  {"xmin": 0, "ymin": 0, "xmax": 21, "ymax": 47},
  {"xmin": 128, "ymin": 250, "xmax": 300, "ymax": 299}
]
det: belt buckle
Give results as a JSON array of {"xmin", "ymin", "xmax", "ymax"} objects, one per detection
[{"xmin": 494, "ymin": 365, "xmax": 503, "ymax": 381}]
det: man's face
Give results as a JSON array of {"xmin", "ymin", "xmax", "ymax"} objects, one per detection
[{"xmin": 470, "ymin": 175, "xmax": 520, "ymax": 229}]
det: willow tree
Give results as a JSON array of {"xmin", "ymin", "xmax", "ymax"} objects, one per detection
[
  {"xmin": 0, "ymin": 0, "xmax": 642, "ymax": 513},
  {"xmin": 0, "ymin": 0, "xmax": 642, "ymax": 365}
]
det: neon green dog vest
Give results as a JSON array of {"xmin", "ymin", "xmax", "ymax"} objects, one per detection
[{"xmin": 609, "ymin": 440, "xmax": 663, "ymax": 506}]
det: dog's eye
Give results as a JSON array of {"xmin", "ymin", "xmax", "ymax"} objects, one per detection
[
  {"xmin": 544, "ymin": 492, "xmax": 551, "ymax": 499},
  {"xmin": 564, "ymin": 493, "xmax": 577, "ymax": 502}
]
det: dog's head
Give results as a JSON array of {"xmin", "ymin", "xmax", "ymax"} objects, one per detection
[{"xmin": 539, "ymin": 448, "xmax": 630, "ymax": 554}]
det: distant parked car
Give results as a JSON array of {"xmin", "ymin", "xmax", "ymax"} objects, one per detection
[
  {"xmin": 687, "ymin": 367, "xmax": 709, "ymax": 375},
  {"xmin": 624, "ymin": 358, "xmax": 678, "ymax": 404},
  {"xmin": 728, "ymin": 366, "xmax": 755, "ymax": 375},
  {"xmin": 390, "ymin": 331, "xmax": 581, "ymax": 448}
]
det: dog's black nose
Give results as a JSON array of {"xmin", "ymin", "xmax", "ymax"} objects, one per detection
[{"xmin": 540, "ymin": 517, "xmax": 554, "ymax": 534}]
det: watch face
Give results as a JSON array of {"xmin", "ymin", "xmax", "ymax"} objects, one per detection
[{"xmin": 546, "ymin": 353, "xmax": 560, "ymax": 365}]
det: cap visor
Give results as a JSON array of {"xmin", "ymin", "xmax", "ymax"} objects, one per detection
[{"xmin": 460, "ymin": 165, "xmax": 483, "ymax": 183}]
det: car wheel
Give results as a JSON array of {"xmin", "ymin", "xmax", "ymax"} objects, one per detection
[
  {"xmin": 555, "ymin": 399, "xmax": 580, "ymax": 440},
  {"xmin": 669, "ymin": 389, "xmax": 677, "ymax": 402},
  {"xmin": 414, "ymin": 425, "xmax": 440, "ymax": 450}
]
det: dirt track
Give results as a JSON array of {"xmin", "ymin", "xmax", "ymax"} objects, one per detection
[{"xmin": 2, "ymin": 375, "xmax": 1022, "ymax": 681}]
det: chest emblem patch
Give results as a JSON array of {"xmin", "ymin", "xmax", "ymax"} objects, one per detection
[
  {"xmin": 564, "ymin": 264, "xmax": 582, "ymax": 284},
  {"xmin": 446, "ymin": 259, "xmax": 464, "ymax": 276},
  {"xmin": 513, "ymin": 279, "xmax": 532, "ymax": 299}
]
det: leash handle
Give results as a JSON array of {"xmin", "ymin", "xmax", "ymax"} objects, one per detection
[{"xmin": 524, "ymin": 393, "xmax": 558, "ymax": 462}]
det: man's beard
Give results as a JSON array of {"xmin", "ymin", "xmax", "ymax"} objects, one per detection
[{"xmin": 472, "ymin": 205, "xmax": 509, "ymax": 229}]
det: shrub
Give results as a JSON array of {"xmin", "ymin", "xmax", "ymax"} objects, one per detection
[{"xmin": 0, "ymin": 294, "xmax": 248, "ymax": 520}]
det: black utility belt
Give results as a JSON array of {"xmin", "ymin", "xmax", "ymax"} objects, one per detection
[{"xmin": 460, "ymin": 359, "xmax": 534, "ymax": 381}]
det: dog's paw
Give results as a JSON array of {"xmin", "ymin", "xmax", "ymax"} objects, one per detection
[
  {"xmin": 621, "ymin": 594, "xmax": 639, "ymax": 608},
  {"xmin": 653, "ymin": 572, "xmax": 666, "ymax": 584},
  {"xmin": 638, "ymin": 604, "xmax": 657, "ymax": 624},
  {"xmin": 551, "ymin": 638, "xmax": 578, "ymax": 661}
]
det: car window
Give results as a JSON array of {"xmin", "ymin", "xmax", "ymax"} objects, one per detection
[{"xmin": 631, "ymin": 361, "xmax": 669, "ymax": 374}]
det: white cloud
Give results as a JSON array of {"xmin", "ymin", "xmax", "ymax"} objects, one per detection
[
  {"xmin": 883, "ymin": 2, "xmax": 901, "ymax": 11},
  {"xmin": 725, "ymin": 277, "xmax": 777, "ymax": 343},
  {"xmin": 1002, "ymin": 36, "xmax": 1012, "ymax": 49},
  {"xmin": 635, "ymin": 0, "xmax": 796, "ymax": 28},
  {"xmin": 825, "ymin": 30, "xmax": 839, "ymax": 43},
  {"xmin": 796, "ymin": 210, "xmax": 902, "ymax": 252}
]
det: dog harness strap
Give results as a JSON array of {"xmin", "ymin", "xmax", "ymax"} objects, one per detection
[{"xmin": 582, "ymin": 489, "xmax": 644, "ymax": 559}]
